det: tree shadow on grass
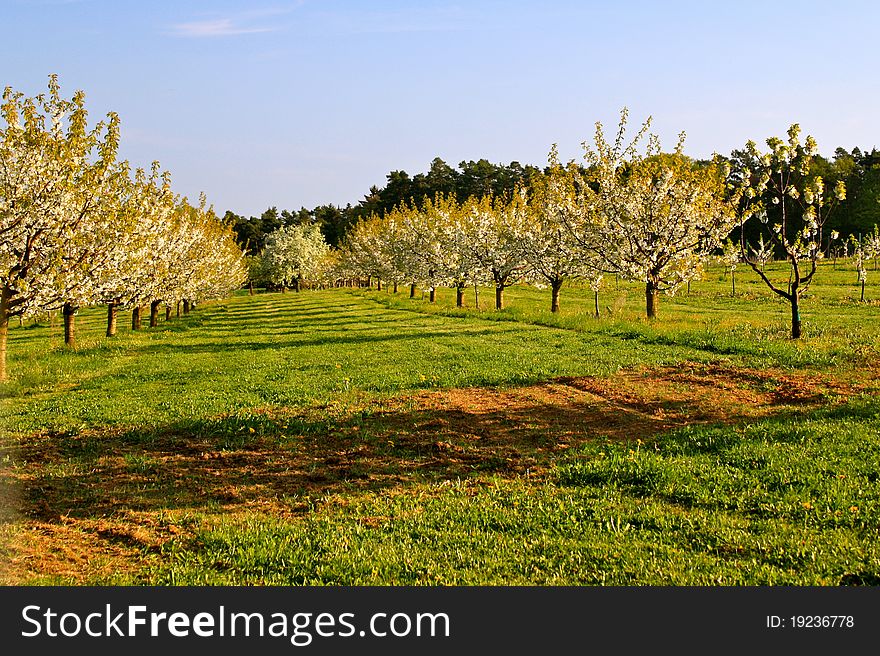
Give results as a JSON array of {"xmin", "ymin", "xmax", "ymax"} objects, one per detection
[
  {"xmin": 3, "ymin": 363, "xmax": 853, "ymax": 525},
  {"xmin": 101, "ymin": 326, "xmax": 521, "ymax": 356}
]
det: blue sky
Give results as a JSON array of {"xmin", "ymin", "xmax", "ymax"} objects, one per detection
[{"xmin": 4, "ymin": 0, "xmax": 879, "ymax": 217}]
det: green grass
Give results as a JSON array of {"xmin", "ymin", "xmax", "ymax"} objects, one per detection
[
  {"xmin": 141, "ymin": 399, "xmax": 880, "ymax": 585},
  {"xmin": 1, "ymin": 287, "xmax": 737, "ymax": 436},
  {"xmin": 360, "ymin": 259, "xmax": 880, "ymax": 367},
  {"xmin": 1, "ymin": 259, "xmax": 879, "ymax": 585}
]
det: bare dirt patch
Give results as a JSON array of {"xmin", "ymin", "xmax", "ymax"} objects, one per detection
[
  {"xmin": 384, "ymin": 360, "xmax": 857, "ymax": 446},
  {"xmin": 0, "ymin": 361, "xmax": 864, "ymax": 583}
]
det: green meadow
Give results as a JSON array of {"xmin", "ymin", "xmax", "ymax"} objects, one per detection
[{"xmin": 1, "ymin": 260, "xmax": 878, "ymax": 585}]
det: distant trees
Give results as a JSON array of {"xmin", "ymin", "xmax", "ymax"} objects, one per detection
[
  {"xmin": 330, "ymin": 112, "xmax": 744, "ymax": 321},
  {"xmin": 226, "ymin": 147, "xmax": 878, "ymax": 267},
  {"xmin": 819, "ymin": 148, "xmax": 880, "ymax": 240},
  {"xmin": 237, "ymin": 108, "xmax": 874, "ymax": 340},
  {"xmin": 226, "ymin": 158, "xmax": 543, "ymax": 252}
]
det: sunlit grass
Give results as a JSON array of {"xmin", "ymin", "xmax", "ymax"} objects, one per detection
[{"xmin": 2, "ymin": 258, "xmax": 878, "ymax": 585}]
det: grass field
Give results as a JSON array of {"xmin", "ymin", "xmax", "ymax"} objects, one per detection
[{"xmin": 1, "ymin": 260, "xmax": 878, "ymax": 584}]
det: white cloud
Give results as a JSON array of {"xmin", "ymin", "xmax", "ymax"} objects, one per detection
[{"xmin": 168, "ymin": 18, "xmax": 275, "ymax": 38}]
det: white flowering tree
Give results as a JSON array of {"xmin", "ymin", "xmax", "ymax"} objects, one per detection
[
  {"xmin": 575, "ymin": 109, "xmax": 737, "ymax": 319},
  {"xmin": 747, "ymin": 234, "xmax": 774, "ymax": 272},
  {"xmin": 450, "ymin": 194, "xmax": 529, "ymax": 310},
  {"xmin": 524, "ymin": 146, "xmax": 601, "ymax": 312},
  {"xmin": 423, "ymin": 195, "xmax": 487, "ymax": 307},
  {"xmin": 264, "ymin": 222, "xmax": 331, "ymax": 292},
  {"xmin": 337, "ymin": 215, "xmax": 389, "ymax": 290},
  {"xmin": 172, "ymin": 197, "xmax": 245, "ymax": 316},
  {"xmin": 97, "ymin": 162, "xmax": 177, "ymax": 335},
  {"xmin": 42, "ymin": 122, "xmax": 124, "ymax": 347},
  {"xmin": 718, "ymin": 239, "xmax": 740, "ymax": 296},
  {"xmin": 736, "ymin": 125, "xmax": 846, "ymax": 338},
  {"xmin": 392, "ymin": 201, "xmax": 446, "ymax": 302},
  {"xmin": 136, "ymin": 196, "xmax": 200, "ymax": 324},
  {"xmin": 0, "ymin": 76, "xmax": 122, "ymax": 375},
  {"xmin": 850, "ymin": 235, "xmax": 867, "ymax": 302},
  {"xmin": 191, "ymin": 213, "xmax": 248, "ymax": 303},
  {"xmin": 381, "ymin": 205, "xmax": 426, "ymax": 297},
  {"xmin": 864, "ymin": 225, "xmax": 880, "ymax": 271}
]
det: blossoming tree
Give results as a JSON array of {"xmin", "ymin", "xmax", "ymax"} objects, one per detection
[
  {"xmin": 575, "ymin": 109, "xmax": 737, "ymax": 319},
  {"xmin": 524, "ymin": 146, "xmax": 600, "ymax": 312},
  {"xmin": 264, "ymin": 222, "xmax": 331, "ymax": 292},
  {"xmin": 0, "ymin": 76, "xmax": 120, "ymax": 373},
  {"xmin": 736, "ymin": 125, "xmax": 846, "ymax": 338}
]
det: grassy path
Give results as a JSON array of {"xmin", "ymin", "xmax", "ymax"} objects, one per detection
[{"xmin": 2, "ymin": 289, "xmax": 725, "ymax": 435}]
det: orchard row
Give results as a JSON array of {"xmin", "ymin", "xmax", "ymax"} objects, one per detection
[
  {"xmin": 0, "ymin": 77, "xmax": 246, "ymax": 379},
  {"xmin": 256, "ymin": 111, "xmax": 874, "ymax": 340}
]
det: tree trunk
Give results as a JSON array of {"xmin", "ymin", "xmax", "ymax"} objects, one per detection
[
  {"xmin": 106, "ymin": 302, "xmax": 118, "ymax": 337},
  {"xmin": 646, "ymin": 281, "xmax": 659, "ymax": 319},
  {"xmin": 281, "ymin": 286, "xmax": 286, "ymax": 293},
  {"xmin": 176, "ymin": 301, "xmax": 181, "ymax": 318},
  {"xmin": 63, "ymin": 303, "xmax": 76, "ymax": 348},
  {"xmin": 0, "ymin": 288, "xmax": 10, "ymax": 381},
  {"xmin": 410, "ymin": 283, "xmax": 416, "ymax": 298},
  {"xmin": 183, "ymin": 300, "xmax": 190, "ymax": 315},
  {"xmin": 861, "ymin": 280, "xmax": 866, "ymax": 302},
  {"xmin": 474, "ymin": 284, "xmax": 480, "ymax": 309},
  {"xmin": 393, "ymin": 281, "xmax": 398, "ymax": 294},
  {"xmin": 377, "ymin": 278, "xmax": 382, "ymax": 292},
  {"xmin": 550, "ymin": 279, "xmax": 562, "ymax": 313},
  {"xmin": 367, "ymin": 276, "xmax": 372, "ymax": 288},
  {"xmin": 429, "ymin": 288, "xmax": 436, "ymax": 303},
  {"xmin": 731, "ymin": 271, "xmax": 736, "ymax": 296},
  {"xmin": 790, "ymin": 292, "xmax": 802, "ymax": 339},
  {"xmin": 149, "ymin": 300, "xmax": 161, "ymax": 328},
  {"xmin": 248, "ymin": 281, "xmax": 254, "ymax": 296},
  {"xmin": 132, "ymin": 306, "xmax": 142, "ymax": 331},
  {"xmin": 495, "ymin": 286, "xmax": 504, "ymax": 310},
  {"xmin": 456, "ymin": 286, "xmax": 464, "ymax": 308},
  {"xmin": 166, "ymin": 305, "xmax": 172, "ymax": 321},
  {"xmin": 295, "ymin": 277, "xmax": 301, "ymax": 292},
  {"xmin": 594, "ymin": 290, "xmax": 600, "ymax": 318}
]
